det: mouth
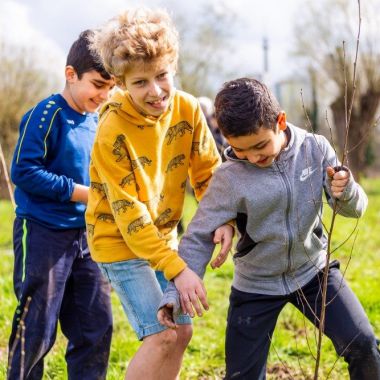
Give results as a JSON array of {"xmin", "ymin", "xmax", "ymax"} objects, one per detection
[
  {"xmin": 257, "ymin": 157, "xmax": 269, "ymax": 165},
  {"xmin": 90, "ymin": 99, "xmax": 102, "ymax": 108},
  {"xmin": 146, "ymin": 96, "xmax": 167, "ymax": 109}
]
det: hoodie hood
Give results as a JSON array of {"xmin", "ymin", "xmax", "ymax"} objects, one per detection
[{"xmin": 99, "ymin": 88, "xmax": 175, "ymax": 128}]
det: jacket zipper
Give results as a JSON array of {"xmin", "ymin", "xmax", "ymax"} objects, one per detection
[{"xmin": 276, "ymin": 162, "xmax": 293, "ymax": 294}]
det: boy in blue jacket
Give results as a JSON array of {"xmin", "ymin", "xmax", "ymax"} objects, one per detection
[
  {"xmin": 8, "ymin": 30, "xmax": 115, "ymax": 380},
  {"xmin": 158, "ymin": 78, "xmax": 380, "ymax": 379}
]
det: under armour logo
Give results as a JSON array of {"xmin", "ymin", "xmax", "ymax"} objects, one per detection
[
  {"xmin": 237, "ymin": 316, "xmax": 252, "ymax": 325},
  {"xmin": 300, "ymin": 166, "xmax": 317, "ymax": 182},
  {"xmin": 66, "ymin": 119, "xmax": 75, "ymax": 125}
]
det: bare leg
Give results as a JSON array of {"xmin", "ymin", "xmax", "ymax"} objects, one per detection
[
  {"xmin": 159, "ymin": 325, "xmax": 193, "ymax": 379},
  {"xmin": 125, "ymin": 325, "xmax": 192, "ymax": 380}
]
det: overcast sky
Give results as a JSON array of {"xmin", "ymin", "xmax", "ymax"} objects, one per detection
[{"xmin": 1, "ymin": 0, "xmax": 304, "ymax": 88}]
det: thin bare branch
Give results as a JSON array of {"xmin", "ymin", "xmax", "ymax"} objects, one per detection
[
  {"xmin": 314, "ymin": 3, "xmax": 362, "ymax": 379},
  {"xmin": 0, "ymin": 141, "xmax": 15, "ymax": 209},
  {"xmin": 341, "ymin": 1, "xmax": 361, "ymax": 166},
  {"xmin": 7, "ymin": 297, "xmax": 32, "ymax": 379},
  {"xmin": 268, "ymin": 334, "xmax": 296, "ymax": 380}
]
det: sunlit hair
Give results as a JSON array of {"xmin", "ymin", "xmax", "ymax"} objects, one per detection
[
  {"xmin": 215, "ymin": 78, "xmax": 281, "ymax": 137},
  {"xmin": 89, "ymin": 8, "xmax": 179, "ymax": 84}
]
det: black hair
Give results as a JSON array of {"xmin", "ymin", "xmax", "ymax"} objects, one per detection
[
  {"xmin": 214, "ymin": 78, "xmax": 281, "ymax": 137},
  {"xmin": 66, "ymin": 30, "xmax": 111, "ymax": 80}
]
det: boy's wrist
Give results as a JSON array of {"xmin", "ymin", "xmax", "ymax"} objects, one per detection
[{"xmin": 70, "ymin": 184, "xmax": 89, "ymax": 204}]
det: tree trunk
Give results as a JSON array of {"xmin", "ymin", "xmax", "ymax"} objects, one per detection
[{"xmin": 330, "ymin": 90, "xmax": 380, "ymax": 181}]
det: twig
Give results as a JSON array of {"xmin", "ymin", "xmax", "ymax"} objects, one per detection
[
  {"xmin": 268, "ymin": 333, "xmax": 296, "ymax": 380},
  {"xmin": 326, "ymin": 231, "xmax": 356, "ymax": 306},
  {"xmin": 313, "ymin": 2, "xmax": 361, "ymax": 379},
  {"xmin": 20, "ymin": 320, "xmax": 26, "ymax": 380},
  {"xmin": 325, "ymin": 331, "xmax": 361, "ymax": 379},
  {"xmin": 330, "ymin": 218, "xmax": 359, "ymax": 255},
  {"xmin": 342, "ymin": 1, "xmax": 361, "ymax": 166},
  {"xmin": 0, "ymin": 141, "xmax": 15, "ymax": 209},
  {"xmin": 347, "ymin": 113, "xmax": 380, "ymax": 154},
  {"xmin": 7, "ymin": 296, "xmax": 32, "ymax": 379}
]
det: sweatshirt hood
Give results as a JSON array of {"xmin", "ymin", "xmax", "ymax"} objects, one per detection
[{"xmin": 99, "ymin": 88, "xmax": 175, "ymax": 128}]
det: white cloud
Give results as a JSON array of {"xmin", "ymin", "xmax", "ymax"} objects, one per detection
[
  {"xmin": 2, "ymin": 0, "xmax": 305, "ymax": 85},
  {"xmin": 0, "ymin": 0, "xmax": 65, "ymax": 81}
]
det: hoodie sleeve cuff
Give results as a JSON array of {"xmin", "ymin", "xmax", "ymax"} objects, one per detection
[
  {"xmin": 158, "ymin": 282, "xmax": 181, "ymax": 315},
  {"xmin": 163, "ymin": 257, "xmax": 187, "ymax": 281}
]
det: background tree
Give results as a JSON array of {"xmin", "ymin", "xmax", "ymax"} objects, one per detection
[
  {"xmin": 0, "ymin": 42, "xmax": 59, "ymax": 198},
  {"xmin": 293, "ymin": 0, "xmax": 380, "ymax": 180},
  {"xmin": 173, "ymin": 2, "xmax": 238, "ymax": 98}
]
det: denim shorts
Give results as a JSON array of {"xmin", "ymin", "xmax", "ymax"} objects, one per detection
[{"xmin": 98, "ymin": 259, "xmax": 191, "ymax": 340}]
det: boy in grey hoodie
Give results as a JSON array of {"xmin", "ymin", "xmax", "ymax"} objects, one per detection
[{"xmin": 158, "ymin": 78, "xmax": 380, "ymax": 379}]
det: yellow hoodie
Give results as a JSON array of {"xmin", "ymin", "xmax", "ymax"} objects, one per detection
[{"xmin": 85, "ymin": 89, "xmax": 221, "ymax": 280}]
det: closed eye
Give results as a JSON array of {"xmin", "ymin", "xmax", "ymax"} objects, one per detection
[
  {"xmin": 233, "ymin": 142, "xmax": 268, "ymax": 153},
  {"xmin": 255, "ymin": 143, "xmax": 268, "ymax": 150},
  {"xmin": 92, "ymin": 82, "xmax": 106, "ymax": 89}
]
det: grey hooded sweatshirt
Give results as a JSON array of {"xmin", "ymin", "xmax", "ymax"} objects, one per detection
[{"xmin": 160, "ymin": 124, "xmax": 367, "ymax": 312}]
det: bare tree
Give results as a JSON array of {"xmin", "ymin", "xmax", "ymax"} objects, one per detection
[
  {"xmin": 265, "ymin": 3, "xmax": 370, "ymax": 378},
  {"xmin": 0, "ymin": 42, "xmax": 59, "ymax": 198},
  {"xmin": 172, "ymin": 2, "xmax": 239, "ymax": 98},
  {"xmin": 293, "ymin": 0, "xmax": 380, "ymax": 180}
]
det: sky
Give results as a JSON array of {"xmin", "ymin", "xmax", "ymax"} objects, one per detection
[{"xmin": 0, "ymin": 0, "xmax": 304, "ymax": 89}]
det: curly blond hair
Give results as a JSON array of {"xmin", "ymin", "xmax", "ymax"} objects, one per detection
[{"xmin": 90, "ymin": 8, "xmax": 179, "ymax": 84}]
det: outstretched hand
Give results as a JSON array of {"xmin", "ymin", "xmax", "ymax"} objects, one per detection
[
  {"xmin": 174, "ymin": 267, "xmax": 208, "ymax": 318},
  {"xmin": 327, "ymin": 166, "xmax": 350, "ymax": 199},
  {"xmin": 211, "ymin": 224, "xmax": 234, "ymax": 269}
]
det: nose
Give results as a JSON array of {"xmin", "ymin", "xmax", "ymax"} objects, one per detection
[
  {"xmin": 245, "ymin": 151, "xmax": 260, "ymax": 164},
  {"xmin": 148, "ymin": 81, "xmax": 162, "ymax": 97}
]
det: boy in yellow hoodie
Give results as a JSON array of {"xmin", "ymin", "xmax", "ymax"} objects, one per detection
[{"xmin": 86, "ymin": 8, "xmax": 233, "ymax": 379}]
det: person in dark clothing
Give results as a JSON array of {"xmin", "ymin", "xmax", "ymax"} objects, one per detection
[{"xmin": 8, "ymin": 30, "xmax": 115, "ymax": 380}]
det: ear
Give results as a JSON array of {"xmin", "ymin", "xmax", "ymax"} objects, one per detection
[
  {"xmin": 277, "ymin": 111, "xmax": 287, "ymax": 131},
  {"xmin": 65, "ymin": 65, "xmax": 77, "ymax": 83}
]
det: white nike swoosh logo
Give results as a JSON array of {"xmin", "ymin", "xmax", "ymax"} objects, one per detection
[{"xmin": 300, "ymin": 168, "xmax": 317, "ymax": 182}]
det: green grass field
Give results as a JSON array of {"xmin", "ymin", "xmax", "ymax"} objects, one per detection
[{"xmin": 1, "ymin": 179, "xmax": 380, "ymax": 379}]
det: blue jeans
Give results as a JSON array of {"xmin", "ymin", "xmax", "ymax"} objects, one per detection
[
  {"xmin": 8, "ymin": 217, "xmax": 112, "ymax": 380},
  {"xmin": 98, "ymin": 259, "xmax": 191, "ymax": 340},
  {"xmin": 225, "ymin": 261, "xmax": 380, "ymax": 380}
]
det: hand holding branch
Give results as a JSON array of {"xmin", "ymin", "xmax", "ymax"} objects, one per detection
[{"xmin": 327, "ymin": 166, "xmax": 350, "ymax": 199}]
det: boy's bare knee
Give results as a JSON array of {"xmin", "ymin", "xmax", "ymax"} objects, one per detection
[
  {"xmin": 144, "ymin": 326, "xmax": 192, "ymax": 353},
  {"xmin": 147, "ymin": 328, "xmax": 178, "ymax": 351},
  {"xmin": 176, "ymin": 325, "xmax": 193, "ymax": 347}
]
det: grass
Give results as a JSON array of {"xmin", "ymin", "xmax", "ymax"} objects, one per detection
[{"xmin": 1, "ymin": 178, "xmax": 380, "ymax": 379}]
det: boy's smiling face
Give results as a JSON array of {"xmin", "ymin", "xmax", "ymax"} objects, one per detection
[
  {"xmin": 123, "ymin": 59, "xmax": 176, "ymax": 117},
  {"xmin": 64, "ymin": 68, "xmax": 115, "ymax": 114},
  {"xmin": 226, "ymin": 124, "xmax": 288, "ymax": 168}
]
